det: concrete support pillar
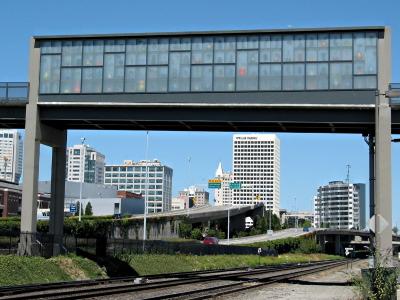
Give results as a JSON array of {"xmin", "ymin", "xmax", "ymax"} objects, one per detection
[
  {"xmin": 18, "ymin": 103, "xmax": 41, "ymax": 256},
  {"xmin": 368, "ymin": 134, "xmax": 375, "ymax": 254},
  {"xmin": 49, "ymin": 130, "xmax": 67, "ymax": 256},
  {"xmin": 375, "ymin": 94, "xmax": 392, "ymax": 266}
]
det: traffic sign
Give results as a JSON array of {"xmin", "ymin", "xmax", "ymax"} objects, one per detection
[
  {"xmin": 208, "ymin": 179, "xmax": 221, "ymax": 189},
  {"xmin": 345, "ymin": 247, "xmax": 353, "ymax": 256},
  {"xmin": 69, "ymin": 203, "xmax": 76, "ymax": 213},
  {"xmin": 229, "ymin": 182, "xmax": 241, "ymax": 190}
]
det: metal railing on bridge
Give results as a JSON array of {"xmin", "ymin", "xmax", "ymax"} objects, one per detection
[{"xmin": 0, "ymin": 82, "xmax": 29, "ymax": 101}]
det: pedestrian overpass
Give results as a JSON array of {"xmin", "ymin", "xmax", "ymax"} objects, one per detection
[{"xmin": 0, "ymin": 26, "xmax": 396, "ymax": 263}]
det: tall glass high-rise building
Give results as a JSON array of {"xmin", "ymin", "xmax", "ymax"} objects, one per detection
[
  {"xmin": 0, "ymin": 129, "xmax": 23, "ymax": 183},
  {"xmin": 232, "ymin": 134, "xmax": 280, "ymax": 216},
  {"xmin": 104, "ymin": 160, "xmax": 173, "ymax": 213}
]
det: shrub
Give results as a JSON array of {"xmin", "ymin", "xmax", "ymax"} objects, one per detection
[{"xmin": 190, "ymin": 228, "xmax": 203, "ymax": 240}]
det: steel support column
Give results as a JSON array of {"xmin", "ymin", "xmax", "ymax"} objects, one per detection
[
  {"xmin": 49, "ymin": 130, "xmax": 67, "ymax": 256},
  {"xmin": 368, "ymin": 134, "xmax": 375, "ymax": 254},
  {"xmin": 374, "ymin": 94, "xmax": 392, "ymax": 266}
]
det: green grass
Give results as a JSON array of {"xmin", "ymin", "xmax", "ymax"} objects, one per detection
[
  {"xmin": 121, "ymin": 253, "xmax": 343, "ymax": 276},
  {"xmin": 0, "ymin": 254, "xmax": 106, "ymax": 286}
]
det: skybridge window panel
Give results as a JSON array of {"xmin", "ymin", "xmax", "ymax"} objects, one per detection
[
  {"xmin": 82, "ymin": 67, "xmax": 103, "ymax": 93},
  {"xmin": 260, "ymin": 35, "xmax": 282, "ymax": 63},
  {"xmin": 148, "ymin": 38, "xmax": 169, "ymax": 65},
  {"xmin": 191, "ymin": 65, "xmax": 212, "ymax": 91},
  {"xmin": 169, "ymin": 52, "xmax": 190, "ymax": 92},
  {"xmin": 62, "ymin": 41, "xmax": 83, "ymax": 66},
  {"xmin": 126, "ymin": 39, "xmax": 147, "ymax": 65},
  {"xmin": 214, "ymin": 36, "xmax": 236, "ymax": 64},
  {"xmin": 104, "ymin": 39, "xmax": 125, "ymax": 52},
  {"xmin": 282, "ymin": 63, "xmax": 305, "ymax": 90},
  {"xmin": 354, "ymin": 32, "xmax": 377, "ymax": 75},
  {"xmin": 259, "ymin": 64, "xmax": 281, "ymax": 90},
  {"xmin": 213, "ymin": 65, "xmax": 235, "ymax": 91},
  {"xmin": 236, "ymin": 50, "xmax": 259, "ymax": 91},
  {"xmin": 169, "ymin": 37, "xmax": 191, "ymax": 51},
  {"xmin": 237, "ymin": 35, "xmax": 259, "ymax": 49},
  {"xmin": 60, "ymin": 68, "xmax": 81, "ymax": 93},
  {"xmin": 330, "ymin": 33, "xmax": 352, "ymax": 61},
  {"xmin": 41, "ymin": 41, "xmax": 62, "ymax": 54},
  {"xmin": 83, "ymin": 40, "xmax": 104, "ymax": 66},
  {"xmin": 125, "ymin": 67, "xmax": 146, "ymax": 92},
  {"xmin": 147, "ymin": 66, "xmax": 168, "ymax": 92},
  {"xmin": 354, "ymin": 75, "xmax": 377, "ymax": 89},
  {"xmin": 103, "ymin": 53, "xmax": 125, "ymax": 93},
  {"xmin": 306, "ymin": 34, "xmax": 329, "ymax": 62},
  {"xmin": 330, "ymin": 62, "xmax": 352, "ymax": 89},
  {"xmin": 306, "ymin": 63, "xmax": 328, "ymax": 90},
  {"xmin": 283, "ymin": 35, "xmax": 305, "ymax": 62},
  {"xmin": 192, "ymin": 37, "xmax": 213, "ymax": 64},
  {"xmin": 39, "ymin": 55, "xmax": 61, "ymax": 94}
]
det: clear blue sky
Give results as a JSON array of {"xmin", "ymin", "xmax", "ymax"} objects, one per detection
[{"xmin": 1, "ymin": 0, "xmax": 400, "ymax": 225}]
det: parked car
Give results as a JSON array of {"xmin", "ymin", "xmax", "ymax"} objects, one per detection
[{"xmin": 202, "ymin": 237, "xmax": 219, "ymax": 245}]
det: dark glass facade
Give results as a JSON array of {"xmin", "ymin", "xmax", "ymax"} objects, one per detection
[{"xmin": 38, "ymin": 31, "xmax": 378, "ymax": 94}]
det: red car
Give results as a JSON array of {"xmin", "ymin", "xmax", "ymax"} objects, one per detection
[{"xmin": 202, "ymin": 237, "xmax": 219, "ymax": 245}]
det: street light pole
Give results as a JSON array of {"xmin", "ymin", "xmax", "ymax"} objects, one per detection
[
  {"xmin": 227, "ymin": 206, "xmax": 230, "ymax": 245},
  {"xmin": 78, "ymin": 137, "xmax": 86, "ymax": 222},
  {"xmin": 143, "ymin": 131, "xmax": 149, "ymax": 251}
]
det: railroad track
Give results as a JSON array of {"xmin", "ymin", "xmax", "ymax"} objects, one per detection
[{"xmin": 0, "ymin": 259, "xmax": 351, "ymax": 300}]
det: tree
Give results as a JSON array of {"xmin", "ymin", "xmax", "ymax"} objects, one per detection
[
  {"xmin": 74, "ymin": 201, "xmax": 81, "ymax": 217},
  {"xmin": 85, "ymin": 202, "xmax": 93, "ymax": 216},
  {"xmin": 393, "ymin": 226, "xmax": 399, "ymax": 235}
]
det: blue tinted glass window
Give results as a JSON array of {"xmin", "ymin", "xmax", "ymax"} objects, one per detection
[
  {"xmin": 192, "ymin": 37, "xmax": 213, "ymax": 64},
  {"xmin": 354, "ymin": 76, "xmax": 376, "ymax": 89},
  {"xmin": 60, "ymin": 68, "xmax": 81, "ymax": 93},
  {"xmin": 41, "ymin": 41, "xmax": 62, "ymax": 54},
  {"xmin": 306, "ymin": 63, "xmax": 328, "ymax": 90},
  {"xmin": 237, "ymin": 35, "xmax": 259, "ymax": 49},
  {"xmin": 191, "ymin": 65, "xmax": 212, "ymax": 91},
  {"xmin": 330, "ymin": 62, "xmax": 352, "ymax": 89},
  {"xmin": 236, "ymin": 50, "xmax": 259, "ymax": 91},
  {"xmin": 214, "ymin": 65, "xmax": 235, "ymax": 91},
  {"xmin": 82, "ymin": 67, "xmax": 102, "ymax": 93},
  {"xmin": 126, "ymin": 39, "xmax": 147, "ymax": 65},
  {"xmin": 83, "ymin": 40, "xmax": 104, "ymax": 66},
  {"xmin": 147, "ymin": 66, "xmax": 168, "ymax": 92},
  {"xmin": 169, "ymin": 37, "xmax": 191, "ymax": 51},
  {"xmin": 40, "ymin": 55, "xmax": 61, "ymax": 93},
  {"xmin": 125, "ymin": 67, "xmax": 146, "ymax": 92},
  {"xmin": 214, "ymin": 36, "xmax": 236, "ymax": 63},
  {"xmin": 330, "ymin": 33, "xmax": 352, "ymax": 61},
  {"xmin": 169, "ymin": 52, "xmax": 191, "ymax": 92},
  {"xmin": 283, "ymin": 63, "xmax": 305, "ymax": 90},
  {"xmin": 260, "ymin": 35, "xmax": 282, "ymax": 63},
  {"xmin": 62, "ymin": 41, "xmax": 82, "ymax": 66},
  {"xmin": 306, "ymin": 34, "xmax": 329, "ymax": 61},
  {"xmin": 354, "ymin": 32, "xmax": 377, "ymax": 75},
  {"xmin": 283, "ymin": 35, "xmax": 305, "ymax": 62},
  {"xmin": 148, "ymin": 38, "xmax": 169, "ymax": 65},
  {"xmin": 104, "ymin": 40, "xmax": 125, "ymax": 52},
  {"xmin": 259, "ymin": 64, "xmax": 281, "ymax": 90},
  {"xmin": 103, "ymin": 53, "xmax": 125, "ymax": 92}
]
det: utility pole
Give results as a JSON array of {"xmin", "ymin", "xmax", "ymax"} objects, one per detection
[
  {"xmin": 227, "ymin": 206, "xmax": 230, "ymax": 245},
  {"xmin": 78, "ymin": 138, "xmax": 86, "ymax": 222},
  {"xmin": 345, "ymin": 164, "xmax": 351, "ymax": 230},
  {"xmin": 143, "ymin": 131, "xmax": 149, "ymax": 251}
]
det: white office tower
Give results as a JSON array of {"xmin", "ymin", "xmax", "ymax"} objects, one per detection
[
  {"xmin": 214, "ymin": 162, "xmax": 233, "ymax": 206},
  {"xmin": 0, "ymin": 129, "xmax": 23, "ymax": 183},
  {"xmin": 179, "ymin": 186, "xmax": 209, "ymax": 207},
  {"xmin": 232, "ymin": 134, "xmax": 280, "ymax": 216},
  {"xmin": 66, "ymin": 144, "xmax": 105, "ymax": 184},
  {"xmin": 104, "ymin": 160, "xmax": 173, "ymax": 213},
  {"xmin": 313, "ymin": 181, "xmax": 364, "ymax": 230}
]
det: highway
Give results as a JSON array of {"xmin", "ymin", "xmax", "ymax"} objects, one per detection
[{"xmin": 219, "ymin": 228, "xmax": 314, "ymax": 245}]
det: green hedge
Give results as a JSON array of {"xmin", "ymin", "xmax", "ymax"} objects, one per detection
[
  {"xmin": 242, "ymin": 235, "xmax": 320, "ymax": 254},
  {"xmin": 0, "ymin": 216, "xmax": 150, "ymax": 238}
]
